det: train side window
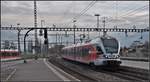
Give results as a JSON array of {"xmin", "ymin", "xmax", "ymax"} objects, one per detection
[
  {"xmin": 12, "ymin": 53, "xmax": 14, "ymax": 56},
  {"xmin": 79, "ymin": 47, "xmax": 81, "ymax": 56},
  {"xmin": 82, "ymin": 48, "xmax": 84, "ymax": 56},
  {"xmin": 82, "ymin": 48, "xmax": 85, "ymax": 56},
  {"xmin": 85, "ymin": 48, "xmax": 89, "ymax": 55},
  {"xmin": 77, "ymin": 47, "xmax": 79, "ymax": 56},
  {"xmin": 81, "ymin": 47, "xmax": 83, "ymax": 57},
  {"xmin": 63, "ymin": 50, "xmax": 65, "ymax": 55},
  {"xmin": 65, "ymin": 50, "xmax": 66, "ymax": 55},
  {"xmin": 72, "ymin": 48, "xmax": 73, "ymax": 55},
  {"xmin": 1, "ymin": 52, "xmax": 4, "ymax": 57},
  {"xmin": 72, "ymin": 48, "xmax": 74, "ymax": 55},
  {"xmin": 62, "ymin": 50, "xmax": 63, "ymax": 54},
  {"xmin": 79, "ymin": 47, "xmax": 81, "ymax": 57},
  {"xmin": 68, "ymin": 49, "xmax": 70, "ymax": 55},
  {"xmin": 96, "ymin": 46, "xmax": 103, "ymax": 54},
  {"xmin": 65, "ymin": 49, "xmax": 68, "ymax": 55},
  {"xmin": 67, "ymin": 49, "xmax": 68, "ymax": 55},
  {"xmin": 82, "ymin": 48, "xmax": 88, "ymax": 56},
  {"xmin": 74, "ymin": 47, "xmax": 76, "ymax": 56},
  {"xmin": 7, "ymin": 52, "xmax": 10, "ymax": 56},
  {"xmin": 71, "ymin": 48, "xmax": 73, "ymax": 55}
]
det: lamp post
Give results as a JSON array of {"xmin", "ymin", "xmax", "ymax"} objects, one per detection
[{"xmin": 94, "ymin": 14, "xmax": 100, "ymax": 36}]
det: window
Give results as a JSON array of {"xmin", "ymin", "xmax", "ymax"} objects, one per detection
[
  {"xmin": 101, "ymin": 38, "xmax": 119, "ymax": 53},
  {"xmin": 96, "ymin": 46, "xmax": 103, "ymax": 54}
]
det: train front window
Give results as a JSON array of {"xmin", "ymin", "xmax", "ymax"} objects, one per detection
[
  {"xmin": 101, "ymin": 38, "xmax": 119, "ymax": 53},
  {"xmin": 96, "ymin": 46, "xmax": 103, "ymax": 55}
]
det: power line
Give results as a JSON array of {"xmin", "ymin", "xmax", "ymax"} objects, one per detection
[
  {"xmin": 58, "ymin": 1, "xmax": 74, "ymax": 25},
  {"xmin": 118, "ymin": 5, "xmax": 148, "ymax": 18},
  {"xmin": 64, "ymin": 1, "xmax": 97, "ymax": 27},
  {"xmin": 109, "ymin": 4, "xmax": 149, "ymax": 26}
]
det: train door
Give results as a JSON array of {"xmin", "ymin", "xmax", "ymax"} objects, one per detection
[
  {"xmin": 82, "ymin": 45, "xmax": 91, "ymax": 63},
  {"xmin": 89, "ymin": 45, "xmax": 96, "ymax": 61}
]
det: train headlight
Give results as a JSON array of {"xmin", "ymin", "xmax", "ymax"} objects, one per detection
[
  {"xmin": 116, "ymin": 55, "xmax": 120, "ymax": 58},
  {"xmin": 103, "ymin": 55, "xmax": 108, "ymax": 58}
]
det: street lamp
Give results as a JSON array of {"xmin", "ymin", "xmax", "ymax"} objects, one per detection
[{"xmin": 94, "ymin": 14, "xmax": 100, "ymax": 36}]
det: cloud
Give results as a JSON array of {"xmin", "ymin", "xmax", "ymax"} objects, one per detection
[
  {"xmin": 1, "ymin": 1, "xmax": 149, "ymax": 28},
  {"xmin": 1, "ymin": 1, "xmax": 149, "ymax": 48}
]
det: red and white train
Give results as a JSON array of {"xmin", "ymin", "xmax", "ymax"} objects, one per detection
[
  {"xmin": 61, "ymin": 35, "xmax": 121, "ymax": 66},
  {"xmin": 0, "ymin": 49, "xmax": 21, "ymax": 61}
]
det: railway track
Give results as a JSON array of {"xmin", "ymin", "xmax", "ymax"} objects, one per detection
[
  {"xmin": 96, "ymin": 67, "xmax": 149, "ymax": 82},
  {"xmin": 48, "ymin": 57, "xmax": 97, "ymax": 81},
  {"xmin": 48, "ymin": 56, "xmax": 149, "ymax": 82},
  {"xmin": 48, "ymin": 59, "xmax": 96, "ymax": 81},
  {"xmin": 118, "ymin": 66, "xmax": 149, "ymax": 81}
]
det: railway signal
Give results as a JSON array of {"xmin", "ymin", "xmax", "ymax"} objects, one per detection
[{"xmin": 44, "ymin": 29, "xmax": 48, "ymax": 39}]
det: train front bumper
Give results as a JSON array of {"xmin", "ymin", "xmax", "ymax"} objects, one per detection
[
  {"xmin": 94, "ymin": 59, "xmax": 121, "ymax": 66},
  {"xmin": 103, "ymin": 60, "xmax": 121, "ymax": 65}
]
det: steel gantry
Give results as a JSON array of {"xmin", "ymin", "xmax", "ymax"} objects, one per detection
[
  {"xmin": 1, "ymin": 26, "xmax": 149, "ymax": 55},
  {"xmin": 1, "ymin": 26, "xmax": 149, "ymax": 32}
]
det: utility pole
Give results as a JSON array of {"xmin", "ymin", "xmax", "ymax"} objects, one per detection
[
  {"xmin": 94, "ymin": 14, "xmax": 100, "ymax": 36},
  {"xmin": 65, "ymin": 31, "xmax": 68, "ymax": 46},
  {"xmin": 73, "ymin": 19, "xmax": 76, "ymax": 44},
  {"xmin": 60, "ymin": 34, "xmax": 62, "ymax": 45},
  {"xmin": 102, "ymin": 17, "xmax": 107, "ymax": 35},
  {"xmin": 56, "ymin": 33, "xmax": 57, "ymax": 45},
  {"xmin": 39, "ymin": 20, "xmax": 44, "ymax": 36},
  {"xmin": 17, "ymin": 23, "xmax": 21, "ymax": 53},
  {"xmin": 34, "ymin": 0, "xmax": 38, "ymax": 55}
]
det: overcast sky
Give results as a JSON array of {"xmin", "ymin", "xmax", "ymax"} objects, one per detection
[
  {"xmin": 1, "ymin": 1, "xmax": 149, "ymax": 49},
  {"xmin": 1, "ymin": 1, "xmax": 149, "ymax": 28}
]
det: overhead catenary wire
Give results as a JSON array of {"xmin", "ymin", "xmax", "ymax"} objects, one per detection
[
  {"xmin": 109, "ymin": 4, "xmax": 149, "ymax": 27},
  {"xmin": 116, "ymin": 5, "xmax": 149, "ymax": 19},
  {"xmin": 58, "ymin": 2, "xmax": 75, "ymax": 26},
  {"xmin": 64, "ymin": 0, "xmax": 97, "ymax": 27}
]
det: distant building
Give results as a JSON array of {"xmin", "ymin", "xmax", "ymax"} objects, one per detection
[{"xmin": 130, "ymin": 40, "xmax": 144, "ymax": 49}]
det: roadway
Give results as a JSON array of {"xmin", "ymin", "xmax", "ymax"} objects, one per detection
[{"xmin": 2, "ymin": 58, "xmax": 79, "ymax": 81}]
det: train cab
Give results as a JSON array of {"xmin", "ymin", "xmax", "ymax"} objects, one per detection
[{"xmin": 92, "ymin": 35, "xmax": 122, "ymax": 66}]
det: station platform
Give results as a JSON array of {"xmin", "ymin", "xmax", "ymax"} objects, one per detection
[
  {"xmin": 7, "ymin": 58, "xmax": 79, "ymax": 81},
  {"xmin": 121, "ymin": 60, "xmax": 149, "ymax": 70}
]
